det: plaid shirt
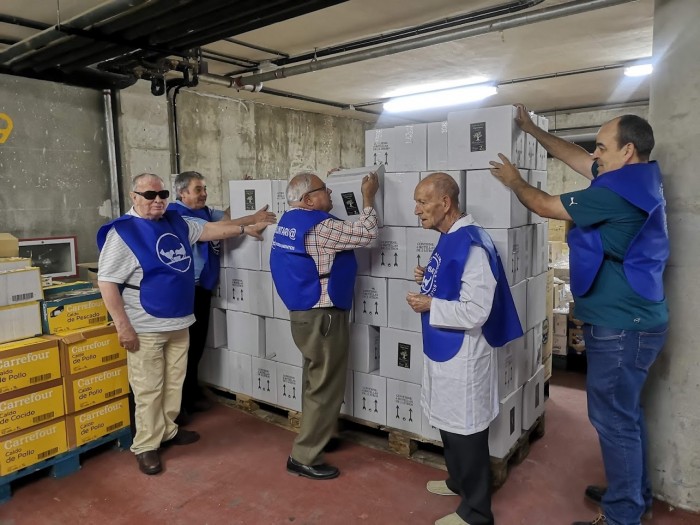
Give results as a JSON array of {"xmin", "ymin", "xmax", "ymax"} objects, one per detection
[{"xmin": 304, "ymin": 207, "xmax": 378, "ymax": 308}]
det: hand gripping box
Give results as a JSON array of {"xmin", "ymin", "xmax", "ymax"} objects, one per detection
[
  {"xmin": 48, "ymin": 324, "xmax": 126, "ymax": 376},
  {"xmin": 0, "ymin": 337, "xmax": 61, "ymax": 394},
  {"xmin": 66, "ymin": 395, "xmax": 130, "ymax": 449},
  {"xmin": 63, "ymin": 363, "xmax": 129, "ymax": 414},
  {"xmin": 0, "ymin": 379, "xmax": 65, "ymax": 436},
  {"xmin": 41, "ymin": 289, "xmax": 109, "ymax": 335},
  {"xmin": 0, "ymin": 418, "xmax": 68, "ymax": 475},
  {"xmin": 327, "ymin": 164, "xmax": 385, "ymax": 227}
]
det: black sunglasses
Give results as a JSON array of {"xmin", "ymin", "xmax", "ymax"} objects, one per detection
[{"xmin": 133, "ymin": 190, "xmax": 170, "ymax": 200}]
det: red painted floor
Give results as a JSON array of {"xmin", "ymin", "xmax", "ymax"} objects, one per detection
[{"xmin": 1, "ymin": 371, "xmax": 699, "ymax": 524}]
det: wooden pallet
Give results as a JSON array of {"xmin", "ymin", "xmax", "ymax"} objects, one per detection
[
  {"xmin": 490, "ymin": 413, "xmax": 546, "ymax": 489},
  {"xmin": 0, "ymin": 427, "xmax": 132, "ymax": 504},
  {"xmin": 206, "ymin": 386, "xmax": 301, "ymax": 431}
]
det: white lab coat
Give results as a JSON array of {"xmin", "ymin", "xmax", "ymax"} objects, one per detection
[{"xmin": 421, "ymin": 215, "xmax": 499, "ymax": 436}]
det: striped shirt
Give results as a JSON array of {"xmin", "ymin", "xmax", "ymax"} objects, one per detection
[{"xmin": 303, "ymin": 207, "xmax": 378, "ymax": 308}]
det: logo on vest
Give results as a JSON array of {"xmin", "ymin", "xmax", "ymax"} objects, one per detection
[
  {"xmin": 569, "ymin": 197, "xmax": 578, "ymax": 206},
  {"xmin": 275, "ymin": 225, "xmax": 297, "ymax": 241},
  {"xmin": 156, "ymin": 233, "xmax": 192, "ymax": 272},
  {"xmin": 421, "ymin": 253, "xmax": 441, "ymax": 296}
]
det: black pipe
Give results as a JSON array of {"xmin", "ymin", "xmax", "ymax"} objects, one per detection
[
  {"xmin": 108, "ymin": 89, "xmax": 127, "ymax": 216},
  {"xmin": 0, "ymin": 14, "xmax": 51, "ymax": 31}
]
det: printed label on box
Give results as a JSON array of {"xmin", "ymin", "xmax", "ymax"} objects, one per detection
[
  {"xmin": 245, "ymin": 189, "xmax": 256, "ymax": 211},
  {"xmin": 397, "ymin": 343, "xmax": 411, "ymax": 369},
  {"xmin": 341, "ymin": 192, "xmax": 360, "ymax": 216},
  {"xmin": 471, "ymin": 122, "xmax": 486, "ymax": 151}
]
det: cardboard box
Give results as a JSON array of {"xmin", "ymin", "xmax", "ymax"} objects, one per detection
[
  {"xmin": 524, "ymin": 116, "xmax": 539, "ymax": 169},
  {"xmin": 365, "ymin": 128, "xmax": 395, "ymax": 170},
  {"xmin": 486, "ymin": 228, "xmax": 521, "ymax": 286},
  {"xmin": 348, "ymin": 323, "xmax": 380, "ymax": 373},
  {"xmin": 327, "ymin": 164, "xmax": 385, "ymax": 227},
  {"xmin": 340, "ymin": 369, "xmax": 353, "ymax": 417},
  {"xmin": 42, "ymin": 280, "xmax": 93, "ymax": 299},
  {"xmin": 527, "ymin": 170, "xmax": 549, "ymax": 224},
  {"xmin": 0, "ymin": 337, "xmax": 61, "ymax": 394},
  {"xmin": 271, "ymin": 180, "xmax": 290, "ymax": 215},
  {"xmin": 548, "ymin": 219, "xmax": 571, "ymax": 243},
  {"xmin": 526, "ymin": 272, "xmax": 547, "ymax": 331},
  {"xmin": 405, "ymin": 227, "xmax": 440, "ymax": 280},
  {"xmin": 420, "ymin": 170, "xmax": 467, "ymax": 213},
  {"xmin": 224, "ymin": 268, "xmax": 273, "ymax": 317},
  {"xmin": 553, "ymin": 311, "xmax": 568, "ymax": 337},
  {"xmin": 0, "ymin": 257, "xmax": 31, "ymax": 272},
  {"xmin": 531, "ymin": 223, "xmax": 549, "ymax": 277},
  {"xmin": 353, "ymin": 276, "xmax": 388, "ymax": 327},
  {"xmin": 543, "ymin": 354, "xmax": 552, "ymax": 382},
  {"xmin": 205, "ymin": 307, "xmax": 228, "ymax": 349},
  {"xmin": 211, "ymin": 268, "xmax": 227, "ymax": 309},
  {"xmin": 0, "ymin": 379, "xmax": 64, "ymax": 436},
  {"xmin": 0, "ymin": 419, "xmax": 67, "ymax": 475},
  {"xmin": 510, "ymin": 280, "xmax": 527, "ymax": 333},
  {"xmin": 379, "ymin": 327, "xmax": 423, "ymax": 385},
  {"xmin": 222, "ymin": 235, "xmax": 262, "ymax": 270},
  {"xmin": 226, "ymin": 311, "xmax": 265, "ymax": 357},
  {"xmin": 522, "ymin": 365, "xmax": 545, "ymax": 431},
  {"xmin": 353, "ymin": 370, "xmax": 387, "ymax": 426},
  {"xmin": 48, "ymin": 324, "xmax": 125, "ymax": 376},
  {"xmin": 393, "ymin": 124, "xmax": 428, "ymax": 172},
  {"xmin": 63, "ymin": 363, "xmax": 129, "ymax": 413},
  {"xmin": 66, "ymin": 395, "xmax": 130, "ymax": 449},
  {"xmin": 272, "ymin": 281, "xmax": 290, "ymax": 321},
  {"xmin": 261, "ymin": 219, "xmax": 276, "ymax": 272},
  {"xmin": 0, "ymin": 233, "xmax": 19, "ymax": 258},
  {"xmin": 198, "ymin": 346, "xmax": 229, "ymax": 390},
  {"xmin": 466, "ymin": 170, "xmax": 528, "ymax": 229},
  {"xmin": 251, "ymin": 357, "xmax": 278, "ymax": 404},
  {"xmin": 496, "ymin": 343, "xmax": 515, "ymax": 400},
  {"xmin": 552, "ymin": 333, "xmax": 568, "ymax": 356},
  {"xmin": 370, "ymin": 227, "xmax": 407, "ymax": 279},
  {"xmin": 229, "ymin": 350, "xmax": 253, "ymax": 396},
  {"xmin": 276, "ymin": 363, "xmax": 302, "ymax": 411},
  {"xmin": 383, "ymin": 172, "xmax": 421, "ymax": 227},
  {"xmin": 427, "ymin": 121, "xmax": 448, "ymax": 171},
  {"xmin": 387, "ymin": 278, "xmax": 422, "ymax": 333},
  {"xmin": 0, "ymin": 267, "xmax": 43, "ymax": 307},
  {"xmin": 386, "ymin": 378, "xmax": 422, "ymax": 435},
  {"xmin": 0, "ymin": 302, "xmax": 43, "ymax": 344},
  {"xmin": 41, "ymin": 289, "xmax": 109, "ymax": 335},
  {"xmin": 536, "ymin": 116, "xmax": 549, "ymax": 171},
  {"xmin": 265, "ymin": 317, "xmax": 302, "ymax": 367},
  {"xmin": 229, "ymin": 179, "xmax": 274, "ymax": 221},
  {"xmin": 489, "ymin": 386, "xmax": 522, "ymax": 459}
]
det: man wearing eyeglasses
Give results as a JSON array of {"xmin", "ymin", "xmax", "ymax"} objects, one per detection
[
  {"xmin": 96, "ymin": 172, "xmax": 274, "ymax": 476},
  {"xmin": 270, "ymin": 170, "xmax": 379, "ymax": 480},
  {"xmin": 167, "ymin": 171, "xmax": 276, "ymax": 424}
]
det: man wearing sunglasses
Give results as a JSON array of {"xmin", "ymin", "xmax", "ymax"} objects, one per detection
[
  {"xmin": 168, "ymin": 171, "xmax": 276, "ymax": 425},
  {"xmin": 270, "ymin": 170, "xmax": 379, "ymax": 480},
  {"xmin": 96, "ymin": 172, "xmax": 274, "ymax": 476}
]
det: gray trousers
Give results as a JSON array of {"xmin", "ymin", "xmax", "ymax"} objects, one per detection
[{"xmin": 289, "ymin": 307, "xmax": 350, "ymax": 465}]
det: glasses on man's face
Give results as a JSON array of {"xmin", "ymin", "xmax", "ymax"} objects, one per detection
[
  {"xmin": 133, "ymin": 190, "xmax": 170, "ymax": 200},
  {"xmin": 303, "ymin": 184, "xmax": 328, "ymax": 199}
]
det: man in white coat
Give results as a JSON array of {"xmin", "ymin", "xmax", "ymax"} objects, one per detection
[{"xmin": 406, "ymin": 173, "xmax": 523, "ymax": 525}]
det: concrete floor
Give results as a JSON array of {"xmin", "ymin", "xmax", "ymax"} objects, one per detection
[{"xmin": 1, "ymin": 371, "xmax": 699, "ymax": 524}]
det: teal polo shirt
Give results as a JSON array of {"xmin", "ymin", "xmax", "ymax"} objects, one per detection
[{"xmin": 560, "ymin": 185, "xmax": 668, "ymax": 330}]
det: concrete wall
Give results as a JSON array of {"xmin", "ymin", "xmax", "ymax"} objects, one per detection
[{"xmin": 0, "ymin": 73, "xmax": 112, "ymax": 267}]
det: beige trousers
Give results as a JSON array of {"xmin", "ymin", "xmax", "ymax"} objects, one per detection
[{"xmin": 127, "ymin": 328, "xmax": 189, "ymax": 454}]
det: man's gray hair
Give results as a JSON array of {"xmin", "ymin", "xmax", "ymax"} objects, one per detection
[
  {"xmin": 286, "ymin": 171, "xmax": 317, "ymax": 203},
  {"xmin": 174, "ymin": 171, "xmax": 204, "ymax": 200},
  {"xmin": 131, "ymin": 172, "xmax": 164, "ymax": 191}
]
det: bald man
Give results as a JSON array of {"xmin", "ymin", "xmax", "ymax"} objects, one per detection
[
  {"xmin": 407, "ymin": 173, "xmax": 522, "ymax": 525},
  {"xmin": 489, "ymin": 106, "xmax": 669, "ymax": 525}
]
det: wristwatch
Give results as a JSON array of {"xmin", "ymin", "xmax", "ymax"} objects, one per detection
[{"xmin": 239, "ymin": 224, "xmax": 245, "ymax": 235}]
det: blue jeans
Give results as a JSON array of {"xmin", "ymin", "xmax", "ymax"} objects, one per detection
[{"xmin": 583, "ymin": 323, "xmax": 668, "ymax": 525}]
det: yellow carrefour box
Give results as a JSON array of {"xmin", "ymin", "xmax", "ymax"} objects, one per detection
[
  {"xmin": 63, "ymin": 363, "xmax": 129, "ymax": 414},
  {"xmin": 41, "ymin": 289, "xmax": 109, "ymax": 335},
  {"xmin": 0, "ymin": 233, "xmax": 19, "ymax": 258},
  {"xmin": 66, "ymin": 395, "xmax": 130, "ymax": 449},
  {"xmin": 49, "ymin": 325, "xmax": 126, "ymax": 376},
  {"xmin": 42, "ymin": 280, "xmax": 93, "ymax": 299},
  {"xmin": 0, "ymin": 379, "xmax": 65, "ymax": 436},
  {"xmin": 0, "ymin": 418, "xmax": 67, "ymax": 475},
  {"xmin": 0, "ymin": 301, "xmax": 42, "ymax": 344},
  {"xmin": 0, "ymin": 337, "xmax": 61, "ymax": 394},
  {"xmin": 0, "ymin": 267, "xmax": 43, "ymax": 307}
]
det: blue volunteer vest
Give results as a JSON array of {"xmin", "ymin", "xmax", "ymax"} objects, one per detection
[
  {"xmin": 269, "ymin": 208, "xmax": 357, "ymax": 311},
  {"xmin": 568, "ymin": 162, "xmax": 669, "ymax": 302},
  {"xmin": 420, "ymin": 224, "xmax": 523, "ymax": 362},
  {"xmin": 97, "ymin": 211, "xmax": 195, "ymax": 317},
  {"xmin": 167, "ymin": 202, "xmax": 221, "ymax": 290}
]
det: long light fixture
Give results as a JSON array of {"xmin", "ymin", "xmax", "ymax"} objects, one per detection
[
  {"xmin": 383, "ymin": 83, "xmax": 498, "ymax": 113},
  {"xmin": 624, "ymin": 63, "xmax": 653, "ymax": 77}
]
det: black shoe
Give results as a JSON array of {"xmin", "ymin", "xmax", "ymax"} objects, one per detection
[
  {"xmin": 572, "ymin": 514, "xmax": 607, "ymax": 525},
  {"xmin": 136, "ymin": 450, "xmax": 162, "ymax": 475},
  {"xmin": 162, "ymin": 428, "xmax": 200, "ymax": 447},
  {"xmin": 323, "ymin": 437, "xmax": 342, "ymax": 453},
  {"xmin": 286, "ymin": 456, "xmax": 339, "ymax": 480},
  {"xmin": 585, "ymin": 485, "xmax": 653, "ymax": 519},
  {"xmin": 174, "ymin": 409, "xmax": 191, "ymax": 427}
]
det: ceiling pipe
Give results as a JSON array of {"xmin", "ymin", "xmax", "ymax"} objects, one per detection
[
  {"xmin": 201, "ymin": 0, "xmax": 636, "ymax": 89},
  {"xmin": 0, "ymin": 14, "xmax": 51, "ymax": 31},
  {"xmin": 0, "ymin": 0, "xmax": 154, "ymax": 66}
]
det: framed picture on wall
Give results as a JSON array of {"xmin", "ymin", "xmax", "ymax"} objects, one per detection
[{"xmin": 18, "ymin": 236, "xmax": 78, "ymax": 279}]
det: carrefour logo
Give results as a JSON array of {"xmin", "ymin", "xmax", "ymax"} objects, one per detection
[
  {"xmin": 156, "ymin": 233, "xmax": 192, "ymax": 272},
  {"xmin": 420, "ymin": 253, "xmax": 441, "ymax": 296},
  {"xmin": 275, "ymin": 225, "xmax": 297, "ymax": 241}
]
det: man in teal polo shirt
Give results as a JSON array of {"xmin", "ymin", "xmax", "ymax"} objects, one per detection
[{"xmin": 489, "ymin": 105, "xmax": 669, "ymax": 525}]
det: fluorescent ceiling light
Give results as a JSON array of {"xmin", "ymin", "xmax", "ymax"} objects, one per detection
[
  {"xmin": 624, "ymin": 64, "xmax": 653, "ymax": 77},
  {"xmin": 384, "ymin": 84, "xmax": 497, "ymax": 113},
  {"xmin": 385, "ymin": 77, "xmax": 488, "ymax": 98}
]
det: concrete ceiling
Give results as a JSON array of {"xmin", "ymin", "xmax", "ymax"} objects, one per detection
[{"xmin": 0, "ymin": 0, "xmax": 654, "ymax": 124}]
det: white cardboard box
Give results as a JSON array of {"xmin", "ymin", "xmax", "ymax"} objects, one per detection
[
  {"xmin": 510, "ymin": 280, "xmax": 527, "ymax": 333},
  {"xmin": 226, "ymin": 310, "xmax": 265, "ymax": 357},
  {"xmin": 524, "ymin": 114, "xmax": 538, "ymax": 170},
  {"xmin": 386, "ymin": 378, "xmax": 422, "ymax": 435},
  {"xmin": 272, "ymin": 281, "xmax": 290, "ymax": 321},
  {"xmin": 340, "ymin": 369, "xmax": 353, "ymax": 416},
  {"xmin": 276, "ymin": 363, "xmax": 302, "ymax": 411},
  {"xmin": 405, "ymin": 227, "xmax": 440, "ymax": 279},
  {"xmin": 229, "ymin": 350, "xmax": 253, "ymax": 396},
  {"xmin": 420, "ymin": 170, "xmax": 467, "ymax": 213},
  {"xmin": 427, "ymin": 121, "xmax": 448, "ymax": 171},
  {"xmin": 251, "ymin": 357, "xmax": 278, "ymax": 404},
  {"xmin": 365, "ymin": 128, "xmax": 395, "ymax": 170},
  {"xmin": 531, "ymin": 322, "xmax": 544, "ymax": 376},
  {"xmin": 496, "ymin": 343, "xmax": 516, "ymax": 401},
  {"xmin": 0, "ymin": 268, "xmax": 43, "ymax": 307},
  {"xmin": 522, "ymin": 365, "xmax": 545, "ymax": 431},
  {"xmin": 489, "ymin": 386, "xmax": 523, "ymax": 459},
  {"xmin": 211, "ymin": 268, "xmax": 227, "ymax": 308},
  {"xmin": 353, "ymin": 370, "xmax": 387, "ymax": 426},
  {"xmin": 370, "ymin": 227, "xmax": 407, "ymax": 278},
  {"xmin": 353, "ymin": 276, "xmax": 388, "ymax": 327},
  {"xmin": 536, "ymin": 116, "xmax": 549, "ymax": 171},
  {"xmin": 527, "ymin": 170, "xmax": 549, "ymax": 224},
  {"xmin": 466, "ymin": 170, "xmax": 528, "ymax": 229},
  {"xmin": 265, "ymin": 317, "xmax": 302, "ymax": 367},
  {"xmin": 229, "ymin": 179, "xmax": 274, "ymax": 220},
  {"xmin": 348, "ymin": 323, "xmax": 380, "ymax": 373},
  {"xmin": 379, "ymin": 327, "xmax": 424, "ymax": 385},
  {"xmin": 222, "ymin": 235, "xmax": 262, "ymax": 270},
  {"xmin": 387, "ymin": 278, "xmax": 422, "ymax": 333},
  {"xmin": 530, "ymin": 222, "xmax": 548, "ymax": 276},
  {"xmin": 271, "ymin": 179, "xmax": 290, "ymax": 215},
  {"xmin": 199, "ymin": 346, "xmax": 229, "ymax": 390},
  {"xmin": 327, "ymin": 164, "xmax": 385, "ymax": 227},
  {"xmin": 0, "ymin": 301, "xmax": 42, "ymax": 344},
  {"xmin": 526, "ymin": 272, "xmax": 548, "ymax": 331},
  {"xmin": 205, "ymin": 307, "xmax": 227, "ymax": 349},
  {"xmin": 448, "ymin": 105, "xmax": 525, "ymax": 170},
  {"xmin": 519, "ymin": 224, "xmax": 534, "ymax": 282},
  {"xmin": 225, "ymin": 269, "xmax": 273, "ymax": 317},
  {"xmin": 512, "ymin": 334, "xmax": 530, "ymax": 389},
  {"xmin": 355, "ymin": 247, "xmax": 372, "ymax": 276},
  {"xmin": 486, "ymin": 228, "xmax": 521, "ymax": 286},
  {"xmin": 383, "ymin": 172, "xmax": 421, "ymax": 227},
  {"xmin": 393, "ymin": 124, "xmax": 428, "ymax": 172},
  {"xmin": 260, "ymin": 218, "xmax": 277, "ymax": 272}
]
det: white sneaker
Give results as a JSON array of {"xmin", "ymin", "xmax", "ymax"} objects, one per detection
[
  {"xmin": 426, "ymin": 480, "xmax": 458, "ymax": 496},
  {"xmin": 435, "ymin": 512, "xmax": 469, "ymax": 525}
]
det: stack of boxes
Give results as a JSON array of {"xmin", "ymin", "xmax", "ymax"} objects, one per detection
[{"xmin": 0, "ymin": 238, "xmax": 129, "ymax": 477}]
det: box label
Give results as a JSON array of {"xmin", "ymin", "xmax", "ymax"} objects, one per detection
[
  {"xmin": 397, "ymin": 343, "xmax": 411, "ymax": 369},
  {"xmin": 470, "ymin": 122, "xmax": 486, "ymax": 152},
  {"xmin": 341, "ymin": 192, "xmax": 360, "ymax": 216},
  {"xmin": 244, "ymin": 189, "xmax": 256, "ymax": 211}
]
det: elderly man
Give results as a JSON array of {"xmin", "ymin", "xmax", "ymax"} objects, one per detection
[
  {"xmin": 97, "ymin": 173, "xmax": 273, "ymax": 476},
  {"xmin": 406, "ymin": 173, "xmax": 522, "ymax": 525},
  {"xmin": 269, "ymin": 170, "xmax": 379, "ymax": 480},
  {"xmin": 489, "ymin": 106, "xmax": 669, "ymax": 525},
  {"xmin": 167, "ymin": 171, "xmax": 275, "ymax": 422}
]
